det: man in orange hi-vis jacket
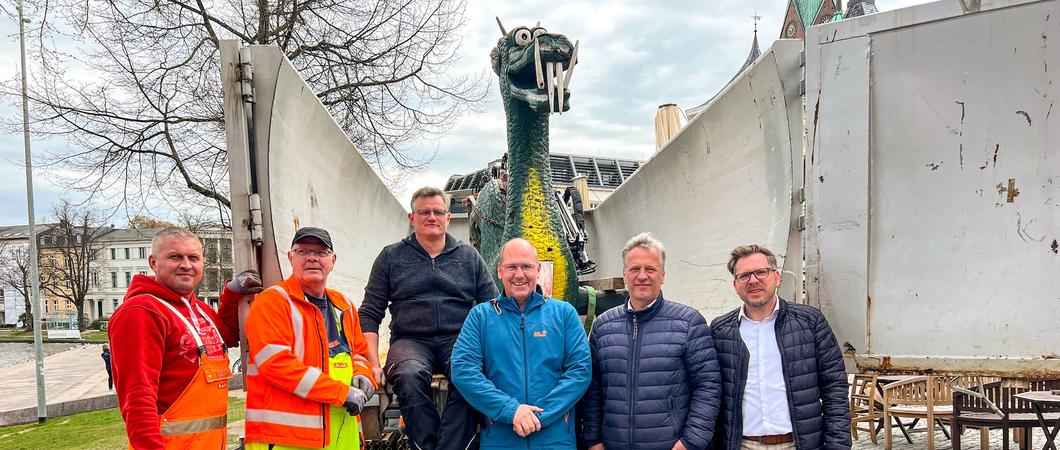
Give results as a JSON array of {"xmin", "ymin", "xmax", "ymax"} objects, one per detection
[{"xmin": 244, "ymin": 227, "xmax": 376, "ymax": 450}]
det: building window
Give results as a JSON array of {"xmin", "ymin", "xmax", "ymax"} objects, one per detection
[
  {"xmin": 139, "ymin": 270, "xmax": 147, "ymax": 275},
  {"xmin": 112, "ymin": 299, "xmax": 119, "ymax": 312},
  {"xmin": 124, "ymin": 248, "xmax": 130, "ymax": 259},
  {"xmin": 110, "ymin": 248, "xmax": 116, "ymax": 259},
  {"xmin": 204, "ymin": 268, "xmax": 219, "ymax": 293},
  {"xmin": 204, "ymin": 239, "xmax": 219, "ymax": 265},
  {"xmin": 139, "ymin": 247, "xmax": 147, "ymax": 259},
  {"xmin": 125, "ymin": 272, "xmax": 132, "ymax": 286},
  {"xmin": 92, "ymin": 272, "xmax": 99, "ymax": 287},
  {"xmin": 111, "ymin": 272, "xmax": 118, "ymax": 288}
]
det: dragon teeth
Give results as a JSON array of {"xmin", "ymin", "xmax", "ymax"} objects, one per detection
[
  {"xmin": 555, "ymin": 62, "xmax": 564, "ymax": 114},
  {"xmin": 563, "ymin": 40, "xmax": 579, "ymax": 90},
  {"xmin": 535, "ymin": 40, "xmax": 545, "ymax": 90},
  {"xmin": 546, "ymin": 61, "xmax": 555, "ymax": 114}
]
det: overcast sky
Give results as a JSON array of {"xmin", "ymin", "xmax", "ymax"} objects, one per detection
[{"xmin": 0, "ymin": 0, "xmax": 932, "ymax": 224}]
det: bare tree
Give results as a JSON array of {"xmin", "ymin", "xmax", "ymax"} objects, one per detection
[
  {"xmin": 127, "ymin": 215, "xmax": 177, "ymax": 230},
  {"xmin": 37, "ymin": 201, "xmax": 112, "ymax": 330},
  {"xmin": 0, "ymin": 241, "xmax": 49, "ymax": 329},
  {"xmin": 3, "ymin": 0, "xmax": 487, "ymax": 214}
]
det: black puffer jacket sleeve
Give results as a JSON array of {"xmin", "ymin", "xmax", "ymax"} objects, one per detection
[
  {"xmin": 681, "ymin": 314, "xmax": 722, "ymax": 449},
  {"xmin": 577, "ymin": 321, "xmax": 604, "ymax": 446},
  {"xmin": 814, "ymin": 309, "xmax": 851, "ymax": 449}
]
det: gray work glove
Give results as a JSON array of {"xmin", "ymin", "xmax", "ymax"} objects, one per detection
[
  {"xmin": 226, "ymin": 269, "xmax": 264, "ymax": 295},
  {"xmin": 343, "ymin": 387, "xmax": 368, "ymax": 415},
  {"xmin": 352, "ymin": 374, "xmax": 375, "ymax": 400}
]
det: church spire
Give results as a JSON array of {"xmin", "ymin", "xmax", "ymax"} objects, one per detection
[{"xmin": 740, "ymin": 14, "xmax": 762, "ymax": 73}]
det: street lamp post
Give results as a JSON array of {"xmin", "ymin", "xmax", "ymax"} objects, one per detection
[{"xmin": 17, "ymin": 0, "xmax": 48, "ymax": 424}]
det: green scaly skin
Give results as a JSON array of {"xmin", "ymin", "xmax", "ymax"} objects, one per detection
[{"xmin": 477, "ymin": 25, "xmax": 579, "ymax": 302}]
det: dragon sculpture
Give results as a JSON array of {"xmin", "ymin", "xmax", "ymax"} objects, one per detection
[{"xmin": 475, "ymin": 19, "xmax": 581, "ymax": 301}]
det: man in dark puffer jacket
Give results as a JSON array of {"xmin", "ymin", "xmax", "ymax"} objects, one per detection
[
  {"xmin": 710, "ymin": 245, "xmax": 850, "ymax": 450},
  {"xmin": 579, "ymin": 233, "xmax": 721, "ymax": 450}
]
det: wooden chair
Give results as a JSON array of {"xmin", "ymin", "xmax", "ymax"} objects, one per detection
[
  {"xmin": 851, "ymin": 373, "xmax": 884, "ymax": 444},
  {"xmin": 883, "ymin": 376, "xmax": 955, "ymax": 450},
  {"xmin": 953, "ymin": 379, "xmax": 1060, "ymax": 450}
]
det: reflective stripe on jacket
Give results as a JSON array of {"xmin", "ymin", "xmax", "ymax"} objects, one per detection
[{"xmin": 244, "ymin": 277, "xmax": 374, "ymax": 448}]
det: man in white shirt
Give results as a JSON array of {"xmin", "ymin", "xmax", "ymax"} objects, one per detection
[{"xmin": 710, "ymin": 245, "xmax": 850, "ymax": 450}]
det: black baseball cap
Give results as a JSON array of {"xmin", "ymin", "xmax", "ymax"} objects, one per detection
[{"xmin": 291, "ymin": 227, "xmax": 333, "ymax": 250}]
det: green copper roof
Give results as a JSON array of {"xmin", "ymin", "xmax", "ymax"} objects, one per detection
[
  {"xmin": 795, "ymin": 0, "xmax": 844, "ymax": 28},
  {"xmin": 796, "ymin": 0, "xmax": 825, "ymax": 28}
]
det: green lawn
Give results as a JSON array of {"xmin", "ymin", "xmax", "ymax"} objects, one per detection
[
  {"xmin": 0, "ymin": 397, "xmax": 246, "ymax": 449},
  {"xmin": 0, "ymin": 329, "xmax": 109, "ymax": 343}
]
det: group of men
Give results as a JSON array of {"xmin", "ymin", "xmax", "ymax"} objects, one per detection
[{"xmin": 109, "ymin": 186, "xmax": 850, "ymax": 450}]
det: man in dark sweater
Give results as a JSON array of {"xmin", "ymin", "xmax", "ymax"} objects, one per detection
[{"xmin": 360, "ymin": 186, "xmax": 498, "ymax": 450}]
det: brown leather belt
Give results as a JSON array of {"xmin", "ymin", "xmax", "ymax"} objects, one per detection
[{"xmin": 743, "ymin": 433, "xmax": 794, "ymax": 445}]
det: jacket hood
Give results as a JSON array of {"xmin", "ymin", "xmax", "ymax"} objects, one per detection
[
  {"xmin": 402, "ymin": 232, "xmax": 461, "ymax": 257},
  {"xmin": 124, "ymin": 274, "xmax": 199, "ymax": 303}
]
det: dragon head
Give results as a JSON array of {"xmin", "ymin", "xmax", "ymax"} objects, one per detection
[{"xmin": 491, "ymin": 18, "xmax": 579, "ymax": 114}]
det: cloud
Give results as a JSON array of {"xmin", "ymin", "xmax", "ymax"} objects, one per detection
[{"xmin": 0, "ymin": 0, "xmax": 935, "ymax": 223}]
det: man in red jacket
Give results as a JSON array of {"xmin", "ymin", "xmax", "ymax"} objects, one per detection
[{"xmin": 109, "ymin": 227, "xmax": 261, "ymax": 449}]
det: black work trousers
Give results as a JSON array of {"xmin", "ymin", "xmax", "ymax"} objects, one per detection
[{"xmin": 385, "ymin": 334, "xmax": 478, "ymax": 450}]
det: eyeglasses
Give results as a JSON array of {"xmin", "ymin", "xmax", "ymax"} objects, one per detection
[
  {"xmin": 501, "ymin": 263, "xmax": 536, "ymax": 273},
  {"xmin": 415, "ymin": 209, "xmax": 449, "ymax": 217},
  {"xmin": 292, "ymin": 248, "xmax": 333, "ymax": 258},
  {"xmin": 734, "ymin": 267, "xmax": 776, "ymax": 283}
]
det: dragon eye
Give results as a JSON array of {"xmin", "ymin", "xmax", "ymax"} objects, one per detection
[
  {"xmin": 532, "ymin": 28, "xmax": 546, "ymax": 39},
  {"xmin": 513, "ymin": 28, "xmax": 532, "ymax": 46}
]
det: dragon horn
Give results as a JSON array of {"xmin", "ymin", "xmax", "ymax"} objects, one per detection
[{"xmin": 496, "ymin": 17, "xmax": 507, "ymax": 35}]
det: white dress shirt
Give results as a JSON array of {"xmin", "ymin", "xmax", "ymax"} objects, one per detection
[{"xmin": 739, "ymin": 297, "xmax": 793, "ymax": 436}]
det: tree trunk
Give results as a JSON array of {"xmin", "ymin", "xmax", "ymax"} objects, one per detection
[
  {"xmin": 21, "ymin": 279, "xmax": 32, "ymax": 330},
  {"xmin": 75, "ymin": 302, "xmax": 87, "ymax": 331}
]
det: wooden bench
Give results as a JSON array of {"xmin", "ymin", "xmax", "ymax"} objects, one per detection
[{"xmin": 953, "ymin": 380, "xmax": 1060, "ymax": 450}]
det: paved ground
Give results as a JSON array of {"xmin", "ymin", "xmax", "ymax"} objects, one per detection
[
  {"xmin": 0, "ymin": 343, "xmax": 241, "ymax": 414},
  {"xmin": 0, "ymin": 344, "xmax": 111, "ymax": 413},
  {"xmin": 852, "ymin": 425, "xmax": 1052, "ymax": 449},
  {"xmin": 0, "ymin": 342, "xmax": 83, "ymax": 369}
]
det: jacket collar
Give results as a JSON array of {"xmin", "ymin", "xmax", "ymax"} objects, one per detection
[
  {"xmin": 491, "ymin": 290, "xmax": 547, "ymax": 315},
  {"xmin": 279, "ymin": 276, "xmax": 349, "ymax": 312},
  {"xmin": 625, "ymin": 292, "xmax": 665, "ymax": 321},
  {"xmin": 738, "ymin": 295, "xmax": 782, "ymax": 323},
  {"xmin": 402, "ymin": 232, "xmax": 461, "ymax": 258}
]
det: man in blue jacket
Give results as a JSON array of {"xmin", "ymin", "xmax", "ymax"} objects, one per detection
[
  {"xmin": 710, "ymin": 245, "xmax": 850, "ymax": 450},
  {"xmin": 579, "ymin": 233, "xmax": 721, "ymax": 450},
  {"xmin": 451, "ymin": 238, "xmax": 591, "ymax": 449}
]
